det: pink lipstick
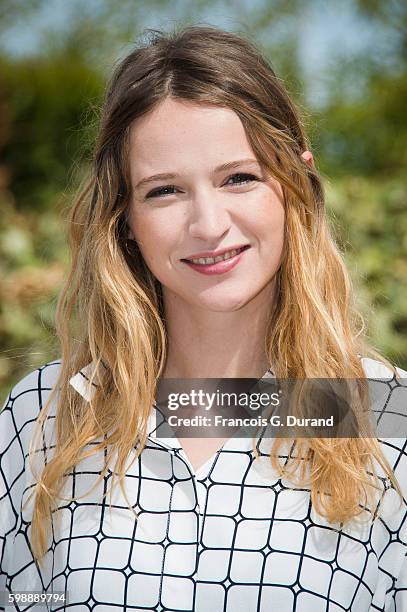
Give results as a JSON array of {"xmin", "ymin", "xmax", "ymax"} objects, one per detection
[{"xmin": 181, "ymin": 245, "xmax": 250, "ymax": 276}]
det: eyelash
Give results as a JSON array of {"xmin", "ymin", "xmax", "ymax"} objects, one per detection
[{"xmin": 145, "ymin": 173, "xmax": 260, "ymax": 199}]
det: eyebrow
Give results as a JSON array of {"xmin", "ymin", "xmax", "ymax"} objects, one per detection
[{"xmin": 133, "ymin": 158, "xmax": 261, "ymax": 191}]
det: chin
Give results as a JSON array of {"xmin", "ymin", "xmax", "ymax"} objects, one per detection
[{"xmin": 195, "ymin": 294, "xmax": 253, "ymax": 312}]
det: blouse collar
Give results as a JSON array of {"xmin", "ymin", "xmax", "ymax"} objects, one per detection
[
  {"xmin": 69, "ymin": 362, "xmax": 276, "ymax": 446},
  {"xmin": 69, "ymin": 361, "xmax": 275, "ymax": 403}
]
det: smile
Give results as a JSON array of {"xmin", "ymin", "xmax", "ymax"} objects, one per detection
[
  {"xmin": 181, "ymin": 245, "xmax": 251, "ymax": 276},
  {"xmin": 188, "ymin": 246, "xmax": 247, "ymax": 265}
]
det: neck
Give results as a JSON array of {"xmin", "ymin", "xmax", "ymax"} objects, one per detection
[{"xmin": 161, "ymin": 279, "xmax": 276, "ymax": 379}]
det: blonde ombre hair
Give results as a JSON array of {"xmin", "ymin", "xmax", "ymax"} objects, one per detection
[{"xmin": 27, "ymin": 24, "xmax": 402, "ymax": 564}]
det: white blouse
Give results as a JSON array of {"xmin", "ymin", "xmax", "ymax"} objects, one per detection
[{"xmin": 0, "ymin": 357, "xmax": 406, "ymax": 611}]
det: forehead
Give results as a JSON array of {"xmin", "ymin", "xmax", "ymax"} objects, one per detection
[{"xmin": 128, "ymin": 98, "xmax": 255, "ymax": 173}]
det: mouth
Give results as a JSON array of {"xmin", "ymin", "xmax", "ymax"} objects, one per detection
[
  {"xmin": 180, "ymin": 244, "xmax": 251, "ymax": 276},
  {"xmin": 181, "ymin": 244, "xmax": 251, "ymax": 265}
]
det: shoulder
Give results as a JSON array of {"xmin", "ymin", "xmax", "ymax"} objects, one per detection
[
  {"xmin": 360, "ymin": 357, "xmax": 407, "ymax": 436},
  {"xmin": 1, "ymin": 359, "xmax": 63, "ymax": 417},
  {"xmin": 359, "ymin": 357, "xmax": 407, "ymax": 510},
  {"xmin": 0, "ymin": 360, "xmax": 62, "ymax": 454},
  {"xmin": 0, "ymin": 360, "xmax": 63, "ymax": 540},
  {"xmin": 360, "ymin": 356, "xmax": 407, "ymax": 446}
]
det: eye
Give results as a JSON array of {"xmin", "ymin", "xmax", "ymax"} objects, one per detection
[
  {"xmin": 224, "ymin": 172, "xmax": 259, "ymax": 187},
  {"xmin": 144, "ymin": 172, "xmax": 260, "ymax": 199},
  {"xmin": 145, "ymin": 185, "xmax": 179, "ymax": 199}
]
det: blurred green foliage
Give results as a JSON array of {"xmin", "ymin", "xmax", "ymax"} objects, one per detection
[
  {"xmin": 0, "ymin": 0, "xmax": 406, "ymax": 399},
  {"xmin": 0, "ymin": 48, "xmax": 102, "ymax": 211}
]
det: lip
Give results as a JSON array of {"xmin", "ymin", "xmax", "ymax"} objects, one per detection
[
  {"xmin": 181, "ymin": 243, "xmax": 250, "ymax": 261},
  {"xmin": 181, "ymin": 245, "xmax": 250, "ymax": 276}
]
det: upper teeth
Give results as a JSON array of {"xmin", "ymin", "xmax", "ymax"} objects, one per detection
[{"xmin": 189, "ymin": 247, "xmax": 244, "ymax": 265}]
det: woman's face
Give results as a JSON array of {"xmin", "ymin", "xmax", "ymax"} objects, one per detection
[{"xmin": 127, "ymin": 97, "xmax": 285, "ymax": 312}]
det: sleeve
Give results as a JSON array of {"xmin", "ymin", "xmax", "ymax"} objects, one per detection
[
  {"xmin": 372, "ymin": 362, "xmax": 407, "ymax": 611},
  {"xmin": 0, "ymin": 391, "xmax": 23, "ymax": 609},
  {"xmin": 389, "ymin": 549, "xmax": 407, "ymax": 611},
  {"xmin": 0, "ymin": 363, "xmax": 62, "ymax": 612},
  {"xmin": 380, "ymin": 434, "xmax": 407, "ymax": 611}
]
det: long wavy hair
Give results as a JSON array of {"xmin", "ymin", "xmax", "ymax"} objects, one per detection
[{"xmin": 28, "ymin": 24, "xmax": 402, "ymax": 564}]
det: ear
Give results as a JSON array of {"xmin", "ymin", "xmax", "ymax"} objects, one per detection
[{"xmin": 301, "ymin": 150, "xmax": 314, "ymax": 168}]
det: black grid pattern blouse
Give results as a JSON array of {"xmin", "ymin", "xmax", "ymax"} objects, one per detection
[{"xmin": 0, "ymin": 358, "xmax": 406, "ymax": 611}]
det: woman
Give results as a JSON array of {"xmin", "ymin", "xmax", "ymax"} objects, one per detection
[{"xmin": 0, "ymin": 24, "xmax": 406, "ymax": 612}]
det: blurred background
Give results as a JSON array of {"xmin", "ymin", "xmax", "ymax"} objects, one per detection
[{"xmin": 0, "ymin": 0, "xmax": 406, "ymax": 398}]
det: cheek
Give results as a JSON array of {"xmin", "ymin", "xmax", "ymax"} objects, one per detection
[
  {"xmin": 128, "ymin": 210, "xmax": 176, "ymax": 266},
  {"xmin": 246, "ymin": 193, "xmax": 285, "ymax": 244},
  {"xmin": 269, "ymin": 206, "xmax": 285, "ymax": 243},
  {"xmin": 268, "ymin": 207, "xmax": 286, "ymax": 259}
]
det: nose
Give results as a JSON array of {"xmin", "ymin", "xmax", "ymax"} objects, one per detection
[{"xmin": 188, "ymin": 187, "xmax": 231, "ymax": 242}]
